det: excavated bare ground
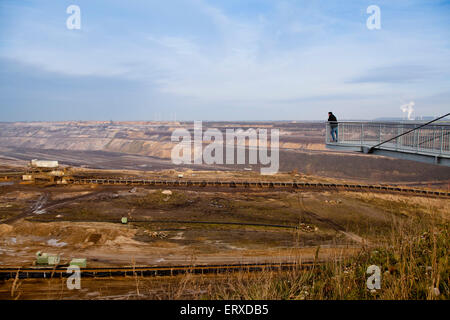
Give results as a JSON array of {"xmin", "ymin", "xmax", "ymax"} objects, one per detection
[
  {"xmin": 1, "ymin": 177, "xmax": 447, "ymax": 268},
  {"xmin": 0, "ymin": 171, "xmax": 449, "ymax": 300}
]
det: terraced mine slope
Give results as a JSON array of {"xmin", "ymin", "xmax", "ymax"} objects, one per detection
[{"xmin": 1, "ymin": 121, "xmax": 450, "ymax": 184}]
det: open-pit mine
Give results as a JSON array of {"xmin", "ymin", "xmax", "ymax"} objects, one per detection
[{"xmin": 0, "ymin": 121, "xmax": 448, "ymax": 299}]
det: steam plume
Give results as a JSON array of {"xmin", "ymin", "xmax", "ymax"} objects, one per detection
[{"xmin": 400, "ymin": 101, "xmax": 415, "ymax": 120}]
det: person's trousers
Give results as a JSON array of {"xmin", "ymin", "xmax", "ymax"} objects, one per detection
[{"xmin": 330, "ymin": 127, "xmax": 338, "ymax": 142}]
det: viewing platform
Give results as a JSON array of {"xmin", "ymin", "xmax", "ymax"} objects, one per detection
[{"xmin": 325, "ymin": 120, "xmax": 450, "ymax": 166}]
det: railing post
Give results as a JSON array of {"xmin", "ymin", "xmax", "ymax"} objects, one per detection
[
  {"xmin": 338, "ymin": 122, "xmax": 341, "ymax": 143},
  {"xmin": 441, "ymin": 127, "xmax": 444, "ymax": 155},
  {"xmin": 378, "ymin": 124, "xmax": 381, "ymax": 144},
  {"xmin": 361, "ymin": 123, "xmax": 364, "ymax": 145},
  {"xmin": 432, "ymin": 129, "xmax": 436, "ymax": 151},
  {"xmin": 415, "ymin": 128, "xmax": 419, "ymax": 151},
  {"xmin": 328, "ymin": 123, "xmax": 331, "ymax": 143},
  {"xmin": 448, "ymin": 128, "xmax": 449, "ymax": 154}
]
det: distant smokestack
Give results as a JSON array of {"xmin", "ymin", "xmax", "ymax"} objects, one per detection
[{"xmin": 400, "ymin": 101, "xmax": 415, "ymax": 120}]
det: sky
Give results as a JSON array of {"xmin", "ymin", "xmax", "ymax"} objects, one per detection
[{"xmin": 0, "ymin": 0, "xmax": 449, "ymax": 121}]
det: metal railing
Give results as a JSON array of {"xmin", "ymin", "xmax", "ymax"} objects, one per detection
[{"xmin": 325, "ymin": 121, "xmax": 450, "ymax": 156}]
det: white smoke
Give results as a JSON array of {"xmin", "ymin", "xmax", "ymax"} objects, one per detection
[{"xmin": 400, "ymin": 101, "xmax": 415, "ymax": 120}]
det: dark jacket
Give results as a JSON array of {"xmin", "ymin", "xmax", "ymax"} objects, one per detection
[{"xmin": 328, "ymin": 114, "xmax": 338, "ymax": 128}]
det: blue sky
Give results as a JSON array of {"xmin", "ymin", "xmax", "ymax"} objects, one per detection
[{"xmin": 0, "ymin": 0, "xmax": 449, "ymax": 121}]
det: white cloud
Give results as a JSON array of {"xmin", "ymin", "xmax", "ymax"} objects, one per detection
[{"xmin": 1, "ymin": 0, "xmax": 450, "ymax": 120}]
